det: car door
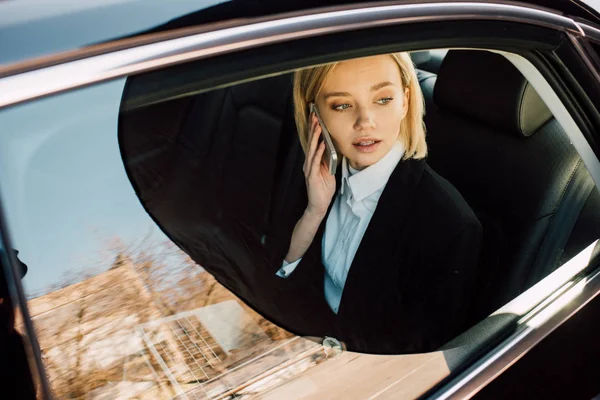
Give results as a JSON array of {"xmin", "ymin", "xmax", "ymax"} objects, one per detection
[{"xmin": 2, "ymin": 2, "xmax": 600, "ymax": 399}]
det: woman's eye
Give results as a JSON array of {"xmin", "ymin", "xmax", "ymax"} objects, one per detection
[
  {"xmin": 332, "ymin": 103, "xmax": 351, "ymax": 111},
  {"xmin": 377, "ymin": 97, "xmax": 394, "ymax": 105}
]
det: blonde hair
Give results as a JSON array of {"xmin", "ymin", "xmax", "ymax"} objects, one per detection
[{"xmin": 292, "ymin": 52, "xmax": 427, "ymax": 160}]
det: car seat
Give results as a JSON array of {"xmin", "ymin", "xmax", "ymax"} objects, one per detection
[{"xmin": 422, "ymin": 50, "xmax": 596, "ymax": 321}]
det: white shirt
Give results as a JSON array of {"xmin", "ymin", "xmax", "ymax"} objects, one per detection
[{"xmin": 276, "ymin": 141, "xmax": 405, "ymax": 314}]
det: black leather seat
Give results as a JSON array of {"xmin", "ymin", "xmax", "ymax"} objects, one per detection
[
  {"xmin": 417, "ymin": 69, "xmax": 436, "ymax": 112},
  {"xmin": 421, "ymin": 50, "xmax": 596, "ymax": 320},
  {"xmin": 121, "ymin": 73, "xmax": 293, "ymax": 232},
  {"xmin": 412, "ymin": 50, "xmax": 449, "ymax": 74},
  {"xmin": 563, "ymin": 189, "xmax": 600, "ymax": 261}
]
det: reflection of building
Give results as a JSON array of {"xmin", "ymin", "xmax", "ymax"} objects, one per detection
[
  {"xmin": 25, "ymin": 262, "xmax": 322, "ymax": 399},
  {"xmin": 26, "ymin": 265, "xmax": 171, "ymax": 399},
  {"xmin": 137, "ymin": 301, "xmax": 269, "ymax": 397}
]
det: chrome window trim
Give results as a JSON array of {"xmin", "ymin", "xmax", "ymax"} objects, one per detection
[
  {"xmin": 432, "ymin": 252, "xmax": 600, "ymax": 399},
  {"xmin": 578, "ymin": 21, "xmax": 600, "ymax": 42},
  {"xmin": 0, "ymin": 2, "xmax": 582, "ymax": 109}
]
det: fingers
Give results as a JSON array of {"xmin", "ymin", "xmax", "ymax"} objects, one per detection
[
  {"xmin": 308, "ymin": 114, "xmax": 321, "ymax": 156},
  {"xmin": 303, "ymin": 113, "xmax": 317, "ymax": 173},
  {"xmin": 311, "ymin": 142, "xmax": 326, "ymax": 178},
  {"xmin": 304, "ymin": 113, "xmax": 322, "ymax": 176}
]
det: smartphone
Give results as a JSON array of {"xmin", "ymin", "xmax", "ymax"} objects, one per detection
[{"xmin": 310, "ymin": 103, "xmax": 338, "ymax": 175}]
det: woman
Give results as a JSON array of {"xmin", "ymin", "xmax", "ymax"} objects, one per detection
[{"xmin": 273, "ymin": 52, "xmax": 482, "ymax": 354}]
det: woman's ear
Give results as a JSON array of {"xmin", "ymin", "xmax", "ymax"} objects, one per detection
[{"xmin": 402, "ymin": 86, "xmax": 410, "ymax": 119}]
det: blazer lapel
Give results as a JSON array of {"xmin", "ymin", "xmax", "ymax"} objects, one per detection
[{"xmin": 336, "ymin": 158, "xmax": 426, "ymax": 318}]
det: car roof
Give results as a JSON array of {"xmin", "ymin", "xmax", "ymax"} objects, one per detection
[{"xmin": 1, "ymin": 0, "xmax": 599, "ymax": 66}]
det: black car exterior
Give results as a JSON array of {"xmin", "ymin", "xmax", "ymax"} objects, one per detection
[{"xmin": 3, "ymin": 1, "xmax": 600, "ymax": 399}]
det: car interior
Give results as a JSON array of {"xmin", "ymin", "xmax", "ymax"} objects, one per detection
[{"xmin": 118, "ymin": 48, "xmax": 600, "ymax": 352}]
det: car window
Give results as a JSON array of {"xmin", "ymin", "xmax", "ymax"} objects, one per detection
[{"xmin": 1, "ymin": 47, "xmax": 599, "ymax": 399}]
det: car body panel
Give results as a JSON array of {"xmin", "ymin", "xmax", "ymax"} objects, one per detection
[
  {"xmin": 2, "ymin": 1, "xmax": 600, "ymax": 399},
  {"xmin": 1, "ymin": 0, "xmax": 599, "ymax": 66}
]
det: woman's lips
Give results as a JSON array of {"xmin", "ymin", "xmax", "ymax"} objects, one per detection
[{"xmin": 352, "ymin": 140, "xmax": 381, "ymax": 153}]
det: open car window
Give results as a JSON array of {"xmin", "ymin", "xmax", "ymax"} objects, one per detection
[{"xmin": 2, "ymin": 6, "xmax": 600, "ymax": 399}]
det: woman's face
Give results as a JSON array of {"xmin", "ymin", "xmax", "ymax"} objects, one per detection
[{"xmin": 316, "ymin": 55, "xmax": 409, "ymax": 170}]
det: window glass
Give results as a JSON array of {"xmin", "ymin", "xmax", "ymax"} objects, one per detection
[
  {"xmin": 1, "ymin": 48, "xmax": 599, "ymax": 399},
  {"xmin": 0, "ymin": 80, "xmax": 311, "ymax": 399}
]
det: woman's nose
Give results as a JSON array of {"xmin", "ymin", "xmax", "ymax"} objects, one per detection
[{"xmin": 354, "ymin": 109, "xmax": 376, "ymax": 131}]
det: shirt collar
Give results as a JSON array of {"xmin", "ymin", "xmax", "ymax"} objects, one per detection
[{"xmin": 341, "ymin": 141, "xmax": 405, "ymax": 202}]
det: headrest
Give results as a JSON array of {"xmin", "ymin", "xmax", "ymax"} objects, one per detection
[
  {"xmin": 410, "ymin": 51, "xmax": 432, "ymax": 67},
  {"xmin": 433, "ymin": 50, "xmax": 552, "ymax": 137}
]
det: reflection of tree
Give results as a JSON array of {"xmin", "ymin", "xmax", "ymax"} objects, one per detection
[
  {"xmin": 32, "ymin": 255, "xmax": 169, "ymax": 398},
  {"xmin": 26, "ymin": 234, "xmax": 293, "ymax": 399}
]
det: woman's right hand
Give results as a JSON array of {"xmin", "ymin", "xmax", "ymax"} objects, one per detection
[
  {"xmin": 283, "ymin": 114, "xmax": 336, "ymax": 264},
  {"xmin": 303, "ymin": 113, "xmax": 336, "ymax": 217}
]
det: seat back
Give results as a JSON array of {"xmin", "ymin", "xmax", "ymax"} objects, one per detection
[
  {"xmin": 121, "ymin": 73, "xmax": 293, "ymax": 232},
  {"xmin": 422, "ymin": 50, "xmax": 595, "ymax": 318},
  {"xmin": 119, "ymin": 74, "xmax": 296, "ymax": 299}
]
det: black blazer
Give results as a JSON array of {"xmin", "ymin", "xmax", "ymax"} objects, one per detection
[{"xmin": 268, "ymin": 157, "xmax": 482, "ymax": 354}]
